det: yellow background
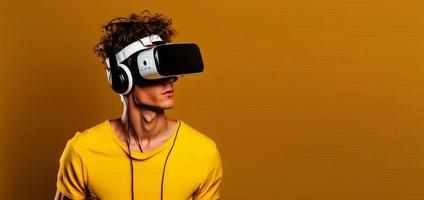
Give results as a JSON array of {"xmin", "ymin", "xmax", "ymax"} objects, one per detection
[{"xmin": 1, "ymin": 0, "xmax": 424, "ymax": 199}]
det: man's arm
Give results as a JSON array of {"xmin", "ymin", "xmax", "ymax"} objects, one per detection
[
  {"xmin": 194, "ymin": 145, "xmax": 223, "ymax": 200},
  {"xmin": 54, "ymin": 190, "xmax": 72, "ymax": 200},
  {"xmin": 56, "ymin": 137, "xmax": 87, "ymax": 200}
]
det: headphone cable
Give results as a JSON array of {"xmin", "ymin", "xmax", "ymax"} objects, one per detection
[
  {"xmin": 161, "ymin": 121, "xmax": 180, "ymax": 200},
  {"xmin": 123, "ymin": 95, "xmax": 181, "ymax": 200},
  {"xmin": 124, "ymin": 96, "xmax": 135, "ymax": 200}
]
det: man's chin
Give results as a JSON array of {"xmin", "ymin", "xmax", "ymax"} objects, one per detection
[
  {"xmin": 161, "ymin": 100, "xmax": 174, "ymax": 110},
  {"xmin": 163, "ymin": 104, "xmax": 174, "ymax": 110},
  {"xmin": 133, "ymin": 102, "xmax": 173, "ymax": 111}
]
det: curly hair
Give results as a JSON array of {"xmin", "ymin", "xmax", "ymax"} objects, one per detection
[{"xmin": 94, "ymin": 10, "xmax": 177, "ymax": 64}]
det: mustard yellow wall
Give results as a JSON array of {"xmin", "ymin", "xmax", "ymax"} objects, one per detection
[{"xmin": 1, "ymin": 0, "xmax": 424, "ymax": 199}]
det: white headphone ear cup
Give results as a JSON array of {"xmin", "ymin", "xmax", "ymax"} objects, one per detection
[{"xmin": 118, "ymin": 63, "xmax": 134, "ymax": 95}]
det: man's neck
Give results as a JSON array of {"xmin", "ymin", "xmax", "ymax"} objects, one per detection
[
  {"xmin": 117, "ymin": 97, "xmax": 176, "ymax": 152},
  {"xmin": 123, "ymin": 108, "xmax": 168, "ymax": 141}
]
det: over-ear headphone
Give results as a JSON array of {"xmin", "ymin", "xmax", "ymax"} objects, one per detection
[
  {"xmin": 106, "ymin": 35, "xmax": 165, "ymax": 95},
  {"xmin": 106, "ymin": 49, "xmax": 134, "ymax": 95}
]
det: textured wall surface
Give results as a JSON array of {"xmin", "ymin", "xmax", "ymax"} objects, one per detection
[{"xmin": 1, "ymin": 0, "xmax": 424, "ymax": 199}]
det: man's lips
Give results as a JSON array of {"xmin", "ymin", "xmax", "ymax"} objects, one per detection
[{"xmin": 161, "ymin": 89, "xmax": 174, "ymax": 95}]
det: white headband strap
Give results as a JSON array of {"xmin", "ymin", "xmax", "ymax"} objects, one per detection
[{"xmin": 105, "ymin": 35, "xmax": 163, "ymax": 68}]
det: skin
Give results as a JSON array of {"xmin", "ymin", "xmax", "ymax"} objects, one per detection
[{"xmin": 55, "ymin": 77, "xmax": 178, "ymax": 199}]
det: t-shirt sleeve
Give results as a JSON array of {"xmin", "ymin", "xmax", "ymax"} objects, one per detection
[
  {"xmin": 194, "ymin": 145, "xmax": 223, "ymax": 200},
  {"xmin": 56, "ymin": 138, "xmax": 87, "ymax": 200}
]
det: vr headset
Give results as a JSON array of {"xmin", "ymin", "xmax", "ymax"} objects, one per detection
[{"xmin": 106, "ymin": 35, "xmax": 204, "ymax": 94}]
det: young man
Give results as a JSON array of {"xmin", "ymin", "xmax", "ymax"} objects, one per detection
[{"xmin": 55, "ymin": 11, "xmax": 223, "ymax": 200}]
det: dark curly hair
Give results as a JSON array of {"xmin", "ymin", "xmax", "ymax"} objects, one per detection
[{"xmin": 94, "ymin": 10, "xmax": 177, "ymax": 65}]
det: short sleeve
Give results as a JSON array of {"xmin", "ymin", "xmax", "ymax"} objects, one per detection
[
  {"xmin": 56, "ymin": 138, "xmax": 87, "ymax": 200},
  {"xmin": 194, "ymin": 145, "xmax": 223, "ymax": 200}
]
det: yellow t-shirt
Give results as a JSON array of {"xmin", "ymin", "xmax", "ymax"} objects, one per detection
[{"xmin": 56, "ymin": 120, "xmax": 223, "ymax": 200}]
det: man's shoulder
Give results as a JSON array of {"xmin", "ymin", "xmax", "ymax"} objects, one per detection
[
  {"xmin": 179, "ymin": 121, "xmax": 218, "ymax": 155},
  {"xmin": 65, "ymin": 120, "xmax": 111, "ymax": 151}
]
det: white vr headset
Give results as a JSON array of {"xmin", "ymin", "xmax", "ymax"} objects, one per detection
[{"xmin": 106, "ymin": 35, "xmax": 204, "ymax": 94}]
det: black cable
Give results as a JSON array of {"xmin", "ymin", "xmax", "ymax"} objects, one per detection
[
  {"xmin": 124, "ymin": 94, "xmax": 181, "ymax": 200},
  {"xmin": 124, "ymin": 96, "xmax": 135, "ymax": 200},
  {"xmin": 161, "ymin": 121, "xmax": 180, "ymax": 200},
  {"xmin": 126, "ymin": 132, "xmax": 135, "ymax": 200}
]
